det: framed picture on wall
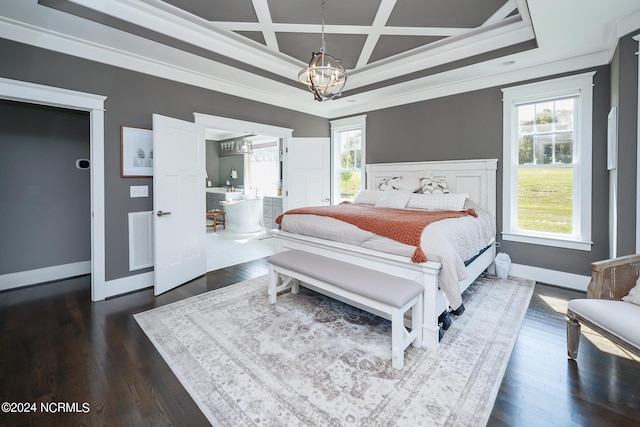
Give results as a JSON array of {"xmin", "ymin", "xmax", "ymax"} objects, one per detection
[{"xmin": 121, "ymin": 126, "xmax": 153, "ymax": 177}]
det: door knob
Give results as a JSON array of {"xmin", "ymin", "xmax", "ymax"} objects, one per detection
[{"xmin": 157, "ymin": 211, "xmax": 172, "ymax": 217}]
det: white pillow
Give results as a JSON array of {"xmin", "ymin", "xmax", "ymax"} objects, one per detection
[
  {"xmin": 377, "ymin": 171, "xmax": 431, "ymax": 192},
  {"xmin": 374, "ymin": 191, "xmax": 412, "ymax": 209},
  {"xmin": 406, "ymin": 193, "xmax": 468, "ymax": 211},
  {"xmin": 622, "ymin": 276, "xmax": 640, "ymax": 305},
  {"xmin": 353, "ymin": 190, "xmax": 384, "ymax": 205},
  {"xmin": 420, "ymin": 177, "xmax": 450, "ymax": 194}
]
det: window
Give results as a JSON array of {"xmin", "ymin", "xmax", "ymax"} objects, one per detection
[
  {"xmin": 502, "ymin": 73, "xmax": 594, "ymax": 250},
  {"xmin": 330, "ymin": 115, "xmax": 366, "ymax": 203},
  {"xmin": 246, "ymin": 138, "xmax": 280, "ymax": 196}
]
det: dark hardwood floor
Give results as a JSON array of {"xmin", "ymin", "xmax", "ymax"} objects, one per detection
[{"xmin": 1, "ymin": 259, "xmax": 639, "ymax": 426}]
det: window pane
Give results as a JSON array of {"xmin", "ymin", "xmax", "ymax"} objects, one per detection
[
  {"xmin": 555, "ymin": 98, "xmax": 574, "ymax": 131},
  {"xmin": 518, "ymin": 104, "xmax": 535, "ymax": 135},
  {"xmin": 340, "ymin": 171, "xmax": 361, "ymax": 199},
  {"xmin": 555, "ymin": 132, "xmax": 573, "ymax": 163},
  {"xmin": 337, "ymin": 128, "xmax": 362, "ymax": 200},
  {"xmin": 517, "ymin": 97, "xmax": 576, "ymax": 166},
  {"xmin": 517, "ymin": 167, "xmax": 573, "ymax": 234},
  {"xmin": 518, "ymin": 135, "xmax": 533, "ymax": 164},
  {"xmin": 534, "ymin": 134, "xmax": 553, "ymax": 164},
  {"xmin": 534, "ymin": 101, "xmax": 554, "ymax": 133},
  {"xmin": 248, "ymin": 144, "xmax": 279, "ymax": 195}
]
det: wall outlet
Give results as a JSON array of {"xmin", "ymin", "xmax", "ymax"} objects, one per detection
[{"xmin": 130, "ymin": 185, "xmax": 148, "ymax": 198}]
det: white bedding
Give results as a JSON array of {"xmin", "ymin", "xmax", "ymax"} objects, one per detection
[{"xmin": 277, "ymin": 199, "xmax": 495, "ymax": 309}]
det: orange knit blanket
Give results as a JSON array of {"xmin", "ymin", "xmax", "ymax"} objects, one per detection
[{"xmin": 276, "ymin": 203, "xmax": 477, "ymax": 263}]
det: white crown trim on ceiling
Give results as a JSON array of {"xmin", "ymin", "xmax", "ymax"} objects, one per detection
[{"xmin": 0, "ymin": 0, "xmax": 635, "ymax": 118}]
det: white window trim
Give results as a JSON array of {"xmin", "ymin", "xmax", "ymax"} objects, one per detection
[
  {"xmin": 501, "ymin": 72, "xmax": 594, "ymax": 251},
  {"xmin": 635, "ymin": 34, "xmax": 640, "ymax": 254},
  {"xmin": 330, "ymin": 114, "xmax": 366, "ymax": 204}
]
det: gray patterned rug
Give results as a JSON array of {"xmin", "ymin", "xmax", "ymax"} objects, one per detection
[{"xmin": 135, "ymin": 273, "xmax": 534, "ymax": 426}]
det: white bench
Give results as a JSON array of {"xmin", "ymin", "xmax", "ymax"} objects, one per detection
[{"xmin": 268, "ymin": 249, "xmax": 423, "ymax": 370}]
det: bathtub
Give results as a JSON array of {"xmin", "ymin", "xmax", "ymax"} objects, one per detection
[{"xmin": 221, "ymin": 196, "xmax": 264, "ymax": 234}]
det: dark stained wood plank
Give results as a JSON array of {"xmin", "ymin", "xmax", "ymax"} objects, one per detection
[
  {"xmin": 1, "ymin": 258, "xmax": 639, "ymax": 426},
  {"xmin": 488, "ymin": 284, "xmax": 640, "ymax": 426}
]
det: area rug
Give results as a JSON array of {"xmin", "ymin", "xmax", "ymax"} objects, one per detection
[{"xmin": 135, "ymin": 273, "xmax": 534, "ymax": 426}]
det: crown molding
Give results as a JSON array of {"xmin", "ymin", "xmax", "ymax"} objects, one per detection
[
  {"xmin": 347, "ymin": 18, "xmax": 535, "ymax": 89},
  {"xmin": 69, "ymin": 0, "xmax": 302, "ymax": 75},
  {"xmin": 0, "ymin": 11, "xmax": 329, "ymax": 116},
  {"xmin": 0, "ymin": 1, "xmax": 628, "ymax": 120},
  {"xmin": 325, "ymin": 50, "xmax": 610, "ymax": 118}
]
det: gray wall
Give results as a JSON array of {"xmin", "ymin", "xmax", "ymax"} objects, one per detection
[
  {"xmin": 0, "ymin": 100, "xmax": 90, "ymax": 274},
  {"xmin": 0, "ymin": 38, "xmax": 328, "ymax": 281},
  {"xmin": 205, "ymin": 140, "xmax": 220, "ymax": 186},
  {"xmin": 363, "ymin": 65, "xmax": 613, "ymax": 277},
  {"xmin": 2, "ymin": 30, "xmax": 637, "ymax": 282},
  {"xmin": 218, "ymin": 155, "xmax": 244, "ymax": 188},
  {"xmin": 611, "ymin": 33, "xmax": 639, "ymax": 257}
]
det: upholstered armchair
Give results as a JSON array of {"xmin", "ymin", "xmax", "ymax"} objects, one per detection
[{"xmin": 567, "ymin": 254, "xmax": 640, "ymax": 359}]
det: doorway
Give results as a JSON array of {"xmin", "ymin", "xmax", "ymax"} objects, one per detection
[
  {"xmin": 195, "ymin": 113, "xmax": 292, "ymax": 271},
  {"xmin": 0, "ymin": 77, "xmax": 106, "ymax": 300},
  {"xmin": 0, "ymin": 100, "xmax": 90, "ymax": 290}
]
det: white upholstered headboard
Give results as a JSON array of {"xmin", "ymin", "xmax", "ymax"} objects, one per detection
[{"xmin": 365, "ymin": 159, "xmax": 498, "ymax": 219}]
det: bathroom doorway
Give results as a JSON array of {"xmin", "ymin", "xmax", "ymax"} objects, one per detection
[{"xmin": 195, "ymin": 113, "xmax": 292, "ymax": 272}]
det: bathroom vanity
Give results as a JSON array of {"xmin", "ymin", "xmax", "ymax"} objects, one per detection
[
  {"xmin": 206, "ymin": 188, "xmax": 243, "ymax": 211},
  {"xmin": 262, "ymin": 196, "xmax": 283, "ymax": 229}
]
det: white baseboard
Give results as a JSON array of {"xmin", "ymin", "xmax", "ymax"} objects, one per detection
[
  {"xmin": 0, "ymin": 261, "xmax": 91, "ymax": 292},
  {"xmin": 509, "ymin": 263, "xmax": 591, "ymax": 292},
  {"xmin": 0, "ymin": 262, "xmax": 153, "ymax": 300},
  {"xmin": 92, "ymin": 271, "xmax": 154, "ymax": 301}
]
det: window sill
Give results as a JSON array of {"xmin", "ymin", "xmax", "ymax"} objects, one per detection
[{"xmin": 502, "ymin": 231, "xmax": 592, "ymax": 251}]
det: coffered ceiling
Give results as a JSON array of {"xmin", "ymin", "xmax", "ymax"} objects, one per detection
[{"xmin": 1, "ymin": 1, "xmax": 640, "ymax": 117}]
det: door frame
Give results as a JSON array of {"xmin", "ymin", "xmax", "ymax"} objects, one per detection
[
  {"xmin": 194, "ymin": 112, "xmax": 294, "ymax": 209},
  {"xmin": 193, "ymin": 113, "xmax": 293, "ymax": 140},
  {"xmin": 0, "ymin": 77, "xmax": 107, "ymax": 300}
]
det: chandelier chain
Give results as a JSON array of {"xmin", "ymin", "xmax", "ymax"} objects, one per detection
[
  {"xmin": 297, "ymin": 0, "xmax": 346, "ymax": 101},
  {"xmin": 320, "ymin": 0, "xmax": 326, "ymax": 54}
]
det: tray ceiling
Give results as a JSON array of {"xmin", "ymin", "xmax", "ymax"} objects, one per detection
[{"xmin": 2, "ymin": 0, "xmax": 639, "ymax": 117}]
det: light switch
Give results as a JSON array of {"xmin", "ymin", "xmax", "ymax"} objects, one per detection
[{"xmin": 130, "ymin": 185, "xmax": 149, "ymax": 198}]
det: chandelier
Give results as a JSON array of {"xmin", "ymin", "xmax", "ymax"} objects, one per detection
[
  {"xmin": 297, "ymin": 0, "xmax": 347, "ymax": 101},
  {"xmin": 236, "ymin": 136, "xmax": 252, "ymax": 154}
]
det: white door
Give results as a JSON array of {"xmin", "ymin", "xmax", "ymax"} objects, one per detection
[
  {"xmin": 284, "ymin": 137, "xmax": 330, "ymax": 210},
  {"xmin": 153, "ymin": 114, "xmax": 206, "ymax": 295}
]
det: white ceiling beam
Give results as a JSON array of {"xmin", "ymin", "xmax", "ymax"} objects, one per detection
[
  {"xmin": 213, "ymin": 22, "xmax": 465, "ymax": 37},
  {"xmin": 356, "ymin": 0, "xmax": 397, "ymax": 68},
  {"xmin": 251, "ymin": 0, "xmax": 279, "ymax": 52},
  {"xmin": 483, "ymin": 0, "xmax": 518, "ymax": 27},
  {"xmin": 347, "ymin": 19, "xmax": 535, "ymax": 89}
]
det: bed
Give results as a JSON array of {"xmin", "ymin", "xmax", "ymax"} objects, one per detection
[{"xmin": 271, "ymin": 158, "xmax": 498, "ymax": 349}]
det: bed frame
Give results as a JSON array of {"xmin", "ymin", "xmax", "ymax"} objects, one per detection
[{"xmin": 271, "ymin": 158, "xmax": 498, "ymax": 349}]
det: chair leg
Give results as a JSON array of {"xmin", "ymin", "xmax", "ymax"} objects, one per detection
[{"xmin": 567, "ymin": 315, "xmax": 581, "ymax": 359}]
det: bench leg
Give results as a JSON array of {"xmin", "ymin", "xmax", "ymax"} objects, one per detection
[
  {"xmin": 268, "ymin": 265, "xmax": 278, "ymax": 304},
  {"xmin": 268, "ymin": 266, "xmax": 298, "ymax": 304},
  {"xmin": 567, "ymin": 314, "xmax": 581, "ymax": 359},
  {"xmin": 391, "ymin": 308, "xmax": 404, "ymax": 370}
]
